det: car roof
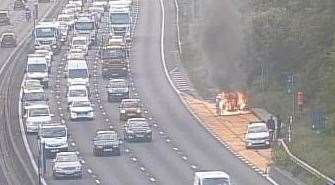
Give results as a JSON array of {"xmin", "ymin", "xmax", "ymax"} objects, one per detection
[
  {"xmin": 27, "ymin": 104, "xmax": 49, "ymax": 109},
  {"xmin": 24, "ymin": 88, "xmax": 44, "ymax": 93},
  {"xmin": 2, "ymin": 32, "xmax": 15, "ymax": 36},
  {"xmin": 68, "ymin": 85, "xmax": 87, "ymax": 90},
  {"xmin": 128, "ymin": 118, "xmax": 147, "ymax": 122},
  {"xmin": 57, "ymin": 151, "xmax": 77, "ymax": 156},
  {"xmin": 96, "ymin": 130, "xmax": 116, "ymax": 135},
  {"xmin": 248, "ymin": 122, "xmax": 267, "ymax": 128},
  {"xmin": 195, "ymin": 171, "xmax": 230, "ymax": 179},
  {"xmin": 122, "ymin": 98, "xmax": 140, "ymax": 102}
]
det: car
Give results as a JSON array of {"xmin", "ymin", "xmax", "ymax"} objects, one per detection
[
  {"xmin": 69, "ymin": 100, "xmax": 94, "ymax": 120},
  {"xmin": 67, "ymin": 51, "xmax": 86, "ymax": 60},
  {"xmin": 57, "ymin": 13, "xmax": 75, "ymax": 29},
  {"xmin": 0, "ymin": 11, "xmax": 10, "ymax": 26},
  {"xmin": 119, "ymin": 99, "xmax": 142, "ymax": 121},
  {"xmin": 124, "ymin": 118, "xmax": 152, "ymax": 142},
  {"xmin": 193, "ymin": 171, "xmax": 231, "ymax": 185},
  {"xmin": 0, "ymin": 32, "xmax": 17, "ymax": 48},
  {"xmin": 106, "ymin": 78, "xmax": 129, "ymax": 102},
  {"xmin": 22, "ymin": 87, "xmax": 48, "ymax": 114},
  {"xmin": 71, "ymin": 36, "xmax": 89, "ymax": 54},
  {"xmin": 24, "ymin": 104, "xmax": 53, "ymax": 133},
  {"xmin": 22, "ymin": 79, "xmax": 43, "ymax": 92},
  {"xmin": 34, "ymin": 49, "xmax": 53, "ymax": 66},
  {"xmin": 39, "ymin": 124, "xmax": 69, "ymax": 157},
  {"xmin": 14, "ymin": 0, "xmax": 25, "ymax": 10},
  {"xmin": 67, "ymin": 85, "xmax": 90, "ymax": 104},
  {"xmin": 245, "ymin": 122, "xmax": 271, "ymax": 149},
  {"xmin": 92, "ymin": 130, "xmax": 121, "ymax": 156},
  {"xmin": 52, "ymin": 152, "xmax": 82, "ymax": 179}
]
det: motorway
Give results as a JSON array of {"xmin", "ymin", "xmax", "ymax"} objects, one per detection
[{"xmin": 1, "ymin": 0, "xmax": 278, "ymax": 185}]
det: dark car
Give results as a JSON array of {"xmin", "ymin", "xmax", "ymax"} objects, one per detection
[
  {"xmin": 124, "ymin": 118, "xmax": 152, "ymax": 142},
  {"xmin": 1, "ymin": 32, "xmax": 17, "ymax": 48},
  {"xmin": 107, "ymin": 78, "xmax": 129, "ymax": 102},
  {"xmin": 0, "ymin": 11, "xmax": 10, "ymax": 26},
  {"xmin": 100, "ymin": 47, "xmax": 129, "ymax": 79},
  {"xmin": 92, "ymin": 130, "xmax": 121, "ymax": 156},
  {"xmin": 120, "ymin": 99, "xmax": 143, "ymax": 121}
]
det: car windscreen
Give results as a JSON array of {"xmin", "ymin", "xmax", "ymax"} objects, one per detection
[
  {"xmin": 122, "ymin": 101, "xmax": 139, "ymax": 108},
  {"xmin": 248, "ymin": 125, "xmax": 268, "ymax": 133},
  {"xmin": 25, "ymin": 92, "xmax": 46, "ymax": 101},
  {"xmin": 72, "ymin": 101, "xmax": 90, "ymax": 107},
  {"xmin": 29, "ymin": 108, "xmax": 49, "ymax": 117},
  {"xmin": 69, "ymin": 89, "xmax": 87, "ymax": 97},
  {"xmin": 72, "ymin": 39, "xmax": 87, "ymax": 46},
  {"xmin": 75, "ymin": 22, "xmax": 94, "ymax": 30},
  {"xmin": 2, "ymin": 35, "xmax": 14, "ymax": 42},
  {"xmin": 27, "ymin": 64, "xmax": 47, "ymax": 73},
  {"xmin": 100, "ymin": 49, "xmax": 125, "ymax": 59},
  {"xmin": 69, "ymin": 69, "xmax": 88, "ymax": 78},
  {"xmin": 96, "ymin": 133, "xmax": 117, "ymax": 141},
  {"xmin": 110, "ymin": 13, "xmax": 130, "ymax": 24},
  {"xmin": 109, "ymin": 81, "xmax": 127, "ymax": 88},
  {"xmin": 40, "ymin": 127, "xmax": 66, "ymax": 138},
  {"xmin": 35, "ymin": 28, "xmax": 56, "ymax": 38},
  {"xmin": 202, "ymin": 178, "xmax": 230, "ymax": 185}
]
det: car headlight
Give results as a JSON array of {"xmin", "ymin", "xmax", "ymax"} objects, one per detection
[
  {"xmin": 71, "ymin": 112, "xmax": 77, "ymax": 118},
  {"xmin": 127, "ymin": 130, "xmax": 134, "ymax": 134},
  {"xmin": 120, "ymin": 109, "xmax": 126, "ymax": 114},
  {"xmin": 52, "ymin": 45, "xmax": 57, "ymax": 49},
  {"xmin": 136, "ymin": 109, "xmax": 141, "ymax": 113},
  {"xmin": 146, "ymin": 129, "xmax": 152, "ymax": 133},
  {"xmin": 42, "ymin": 77, "xmax": 49, "ymax": 81}
]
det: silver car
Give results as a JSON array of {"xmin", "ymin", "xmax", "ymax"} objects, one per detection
[{"xmin": 53, "ymin": 152, "xmax": 82, "ymax": 179}]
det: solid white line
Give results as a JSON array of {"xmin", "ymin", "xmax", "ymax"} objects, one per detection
[{"xmin": 159, "ymin": 0, "xmax": 180, "ymax": 94}]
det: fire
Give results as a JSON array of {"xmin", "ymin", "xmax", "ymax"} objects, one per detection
[{"xmin": 216, "ymin": 91, "xmax": 249, "ymax": 115}]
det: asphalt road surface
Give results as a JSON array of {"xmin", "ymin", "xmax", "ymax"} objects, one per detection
[{"xmin": 2, "ymin": 0, "xmax": 277, "ymax": 184}]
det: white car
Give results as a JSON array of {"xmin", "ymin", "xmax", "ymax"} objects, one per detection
[
  {"xmin": 39, "ymin": 124, "xmax": 68, "ymax": 156},
  {"xmin": 69, "ymin": 100, "xmax": 94, "ymax": 120},
  {"xmin": 34, "ymin": 49, "xmax": 53, "ymax": 65},
  {"xmin": 53, "ymin": 152, "xmax": 82, "ymax": 179},
  {"xmin": 71, "ymin": 36, "xmax": 89, "ymax": 54},
  {"xmin": 245, "ymin": 122, "xmax": 271, "ymax": 149},
  {"xmin": 23, "ymin": 79, "xmax": 43, "ymax": 93},
  {"xmin": 194, "ymin": 171, "xmax": 231, "ymax": 185},
  {"xmin": 67, "ymin": 85, "xmax": 89, "ymax": 104},
  {"xmin": 25, "ymin": 104, "xmax": 53, "ymax": 133}
]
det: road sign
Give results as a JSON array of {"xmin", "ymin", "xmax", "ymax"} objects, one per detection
[
  {"xmin": 311, "ymin": 111, "xmax": 327, "ymax": 130},
  {"xmin": 297, "ymin": 91, "xmax": 304, "ymax": 106}
]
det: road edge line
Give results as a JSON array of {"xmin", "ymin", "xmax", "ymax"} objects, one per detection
[{"xmin": 158, "ymin": 0, "xmax": 280, "ymax": 184}]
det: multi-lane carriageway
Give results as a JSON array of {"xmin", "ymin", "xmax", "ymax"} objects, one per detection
[{"xmin": 0, "ymin": 0, "xmax": 279, "ymax": 185}]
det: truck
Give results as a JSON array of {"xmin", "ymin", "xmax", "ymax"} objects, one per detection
[
  {"xmin": 108, "ymin": 6, "xmax": 131, "ymax": 42},
  {"xmin": 26, "ymin": 55, "xmax": 49, "ymax": 88},
  {"xmin": 33, "ymin": 21, "xmax": 61, "ymax": 52},
  {"xmin": 74, "ymin": 16, "xmax": 97, "ymax": 46},
  {"xmin": 100, "ymin": 46, "xmax": 128, "ymax": 79},
  {"xmin": 194, "ymin": 171, "xmax": 231, "ymax": 185}
]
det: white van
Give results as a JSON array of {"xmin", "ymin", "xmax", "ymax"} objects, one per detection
[
  {"xmin": 26, "ymin": 55, "xmax": 49, "ymax": 88},
  {"xmin": 194, "ymin": 171, "xmax": 231, "ymax": 185},
  {"xmin": 66, "ymin": 59, "xmax": 89, "ymax": 86}
]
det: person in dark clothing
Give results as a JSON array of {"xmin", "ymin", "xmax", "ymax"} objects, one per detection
[
  {"xmin": 267, "ymin": 116, "xmax": 275, "ymax": 141},
  {"xmin": 276, "ymin": 115, "xmax": 282, "ymax": 139},
  {"xmin": 25, "ymin": 7, "xmax": 31, "ymax": 22}
]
